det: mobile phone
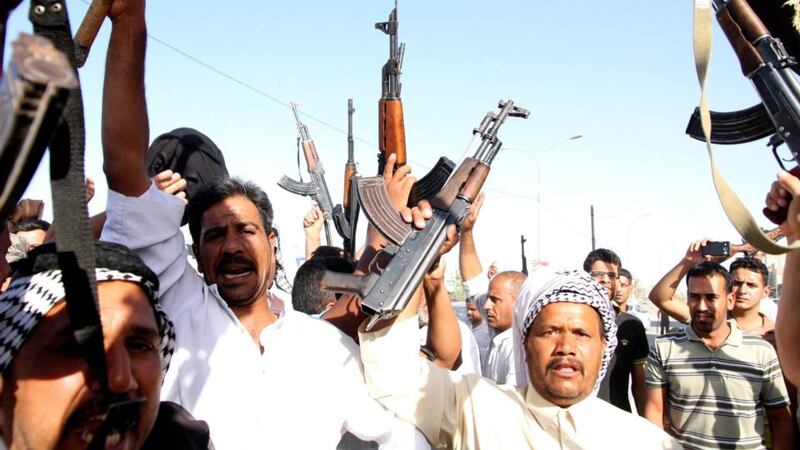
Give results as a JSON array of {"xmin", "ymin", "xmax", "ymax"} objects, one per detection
[{"xmin": 701, "ymin": 241, "xmax": 730, "ymax": 257}]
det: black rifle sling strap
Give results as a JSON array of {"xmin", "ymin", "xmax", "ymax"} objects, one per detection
[{"xmin": 29, "ymin": 1, "xmax": 108, "ymax": 391}]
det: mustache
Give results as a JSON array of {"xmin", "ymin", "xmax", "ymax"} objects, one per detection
[
  {"xmin": 216, "ymin": 254, "xmax": 255, "ymax": 272},
  {"xmin": 546, "ymin": 357, "xmax": 584, "ymax": 373}
]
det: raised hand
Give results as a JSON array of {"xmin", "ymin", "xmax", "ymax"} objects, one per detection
[
  {"xmin": 766, "ymin": 170, "xmax": 800, "ymax": 242},
  {"xmin": 303, "ymin": 204, "xmax": 325, "ymax": 237},
  {"xmin": 153, "ymin": 170, "xmax": 188, "ymax": 204}
]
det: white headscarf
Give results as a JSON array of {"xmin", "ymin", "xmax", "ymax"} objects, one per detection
[{"xmin": 512, "ymin": 269, "xmax": 617, "ymax": 389}]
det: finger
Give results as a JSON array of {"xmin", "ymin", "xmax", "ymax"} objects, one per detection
[
  {"xmin": 417, "ymin": 200, "xmax": 433, "ymax": 219},
  {"xmin": 411, "ymin": 207, "xmax": 426, "ymax": 229},
  {"xmin": 777, "ymin": 169, "xmax": 800, "ymax": 197},
  {"xmin": 400, "ymin": 207, "xmax": 413, "ymax": 224},
  {"xmin": 175, "ymin": 192, "xmax": 188, "ymax": 205},
  {"xmin": 155, "ymin": 170, "xmax": 174, "ymax": 182},
  {"xmin": 393, "ymin": 163, "xmax": 412, "ymax": 181},
  {"xmin": 163, "ymin": 178, "xmax": 188, "ymax": 195},
  {"xmin": 472, "ymin": 192, "xmax": 485, "ymax": 215},
  {"xmin": 383, "ymin": 153, "xmax": 397, "ymax": 181}
]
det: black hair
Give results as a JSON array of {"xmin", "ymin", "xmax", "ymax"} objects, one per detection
[
  {"xmin": 583, "ymin": 248, "xmax": 621, "ymax": 272},
  {"xmin": 291, "ymin": 257, "xmax": 355, "ymax": 315},
  {"xmin": 619, "ymin": 268, "xmax": 632, "ymax": 281},
  {"xmin": 729, "ymin": 257, "xmax": 769, "ymax": 286},
  {"xmin": 187, "ymin": 177, "xmax": 274, "ymax": 244},
  {"xmin": 687, "ymin": 261, "xmax": 732, "ymax": 293},
  {"xmin": 311, "ymin": 246, "xmax": 345, "ymax": 260},
  {"xmin": 11, "ymin": 219, "xmax": 51, "ymax": 234},
  {"xmin": 14, "ymin": 241, "xmax": 159, "ymax": 294}
]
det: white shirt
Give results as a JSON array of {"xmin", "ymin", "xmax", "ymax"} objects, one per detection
[
  {"xmin": 360, "ymin": 316, "xmax": 682, "ymax": 450},
  {"xmin": 102, "ymin": 184, "xmax": 426, "ymax": 450},
  {"xmin": 417, "ymin": 321, "xmax": 482, "ymax": 376},
  {"xmin": 482, "ymin": 328, "xmax": 516, "ymax": 385},
  {"xmin": 471, "ymin": 321, "xmax": 492, "ymax": 365}
]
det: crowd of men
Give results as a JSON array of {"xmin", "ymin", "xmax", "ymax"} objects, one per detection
[{"xmin": 3, "ymin": 1, "xmax": 800, "ymax": 449}]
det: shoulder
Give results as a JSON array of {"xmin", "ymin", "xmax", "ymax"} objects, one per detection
[
  {"xmin": 654, "ymin": 329, "xmax": 688, "ymax": 345},
  {"xmin": 588, "ymin": 399, "xmax": 679, "ymax": 446},
  {"xmin": 284, "ymin": 311, "xmax": 360, "ymax": 353}
]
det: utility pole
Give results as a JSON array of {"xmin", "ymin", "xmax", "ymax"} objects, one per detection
[
  {"xmin": 520, "ymin": 234, "xmax": 528, "ymax": 275},
  {"xmin": 590, "ymin": 205, "xmax": 596, "ymax": 251}
]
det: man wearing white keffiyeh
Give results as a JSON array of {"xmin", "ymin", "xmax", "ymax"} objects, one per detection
[{"xmin": 360, "ymin": 269, "xmax": 682, "ymax": 449}]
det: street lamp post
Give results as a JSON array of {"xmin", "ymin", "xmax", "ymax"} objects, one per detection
[{"xmin": 504, "ymin": 134, "xmax": 583, "ymax": 264}]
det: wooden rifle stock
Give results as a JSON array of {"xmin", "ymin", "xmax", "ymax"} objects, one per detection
[
  {"xmin": 74, "ymin": 0, "xmax": 113, "ymax": 67},
  {"xmin": 378, "ymin": 98, "xmax": 406, "ymax": 173}
]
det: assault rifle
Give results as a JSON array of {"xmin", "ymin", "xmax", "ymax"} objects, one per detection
[
  {"xmin": 374, "ymin": 1, "xmax": 456, "ymax": 207},
  {"xmin": 278, "ymin": 102, "xmax": 337, "ymax": 246},
  {"xmin": 375, "ymin": 0, "xmax": 406, "ymax": 174},
  {"xmin": 332, "ymin": 99, "xmax": 361, "ymax": 258},
  {"xmin": 322, "ymin": 100, "xmax": 529, "ymax": 329},
  {"xmin": 685, "ymin": 0, "xmax": 800, "ymax": 224},
  {"xmin": 0, "ymin": 33, "xmax": 77, "ymax": 220}
]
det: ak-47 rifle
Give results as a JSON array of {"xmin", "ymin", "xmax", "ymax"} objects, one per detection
[
  {"xmin": 0, "ymin": 33, "xmax": 77, "ymax": 220},
  {"xmin": 332, "ymin": 99, "xmax": 361, "ymax": 258},
  {"xmin": 322, "ymin": 100, "xmax": 529, "ymax": 329},
  {"xmin": 374, "ymin": 1, "xmax": 456, "ymax": 207},
  {"xmin": 375, "ymin": 0, "xmax": 406, "ymax": 175},
  {"xmin": 278, "ymin": 102, "xmax": 337, "ymax": 246},
  {"xmin": 520, "ymin": 235, "xmax": 528, "ymax": 275},
  {"xmin": 684, "ymin": 0, "xmax": 800, "ymax": 224}
]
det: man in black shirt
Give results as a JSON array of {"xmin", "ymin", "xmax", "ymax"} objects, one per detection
[{"xmin": 583, "ymin": 249, "xmax": 649, "ymax": 414}]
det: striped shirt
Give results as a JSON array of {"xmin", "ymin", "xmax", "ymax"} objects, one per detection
[{"xmin": 646, "ymin": 320, "xmax": 789, "ymax": 450}]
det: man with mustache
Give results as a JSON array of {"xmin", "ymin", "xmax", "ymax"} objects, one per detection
[
  {"xmin": 97, "ymin": 0, "xmax": 425, "ymax": 447},
  {"xmin": 0, "ymin": 241, "xmax": 213, "ymax": 450},
  {"xmin": 650, "ymin": 240, "xmax": 777, "ymax": 340},
  {"xmin": 644, "ymin": 261, "xmax": 794, "ymax": 449},
  {"xmin": 359, "ymin": 269, "xmax": 680, "ymax": 448},
  {"xmin": 482, "ymin": 271, "xmax": 526, "ymax": 384}
]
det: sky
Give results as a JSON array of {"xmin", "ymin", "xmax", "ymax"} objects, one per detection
[{"xmin": 3, "ymin": 0, "xmax": 791, "ymax": 292}]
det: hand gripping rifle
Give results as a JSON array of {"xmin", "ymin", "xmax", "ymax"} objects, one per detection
[
  {"xmin": 684, "ymin": 0, "xmax": 800, "ymax": 224},
  {"xmin": 374, "ymin": 1, "xmax": 456, "ymax": 207},
  {"xmin": 331, "ymin": 99, "xmax": 361, "ymax": 258},
  {"xmin": 322, "ymin": 100, "xmax": 529, "ymax": 329},
  {"xmin": 278, "ymin": 102, "xmax": 338, "ymax": 246}
]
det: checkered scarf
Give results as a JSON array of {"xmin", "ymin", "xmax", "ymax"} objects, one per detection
[
  {"xmin": 512, "ymin": 269, "xmax": 617, "ymax": 390},
  {"xmin": 0, "ymin": 267, "xmax": 175, "ymax": 376}
]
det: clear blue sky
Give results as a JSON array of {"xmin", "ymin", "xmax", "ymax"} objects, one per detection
[{"xmin": 4, "ymin": 0, "xmax": 786, "ymax": 288}]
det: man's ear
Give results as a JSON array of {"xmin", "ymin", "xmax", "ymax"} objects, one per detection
[
  {"xmin": 764, "ymin": 285, "xmax": 772, "ymax": 298},
  {"xmin": 726, "ymin": 291, "xmax": 736, "ymax": 311}
]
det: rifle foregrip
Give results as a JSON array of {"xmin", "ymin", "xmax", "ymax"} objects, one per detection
[
  {"xmin": 378, "ymin": 99, "xmax": 406, "ymax": 169},
  {"xmin": 358, "ymin": 176, "xmax": 412, "ymax": 246},
  {"xmin": 725, "ymin": 0, "xmax": 770, "ymax": 43},
  {"xmin": 408, "ymin": 157, "xmax": 455, "ymax": 206},
  {"xmin": 74, "ymin": 0, "xmax": 112, "ymax": 47},
  {"xmin": 717, "ymin": 2, "xmax": 764, "ymax": 76},
  {"xmin": 763, "ymin": 166, "xmax": 800, "ymax": 225},
  {"xmin": 343, "ymin": 164, "xmax": 356, "ymax": 209}
]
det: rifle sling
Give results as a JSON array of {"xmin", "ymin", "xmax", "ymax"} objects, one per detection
[
  {"xmin": 30, "ymin": 0, "xmax": 108, "ymax": 392},
  {"xmin": 692, "ymin": 0, "xmax": 800, "ymax": 254}
]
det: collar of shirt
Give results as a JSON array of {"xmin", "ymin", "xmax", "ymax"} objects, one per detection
[
  {"xmin": 491, "ymin": 328, "xmax": 513, "ymax": 346},
  {"xmin": 685, "ymin": 319, "xmax": 743, "ymax": 348},
  {"xmin": 524, "ymin": 385, "xmax": 596, "ymax": 434}
]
